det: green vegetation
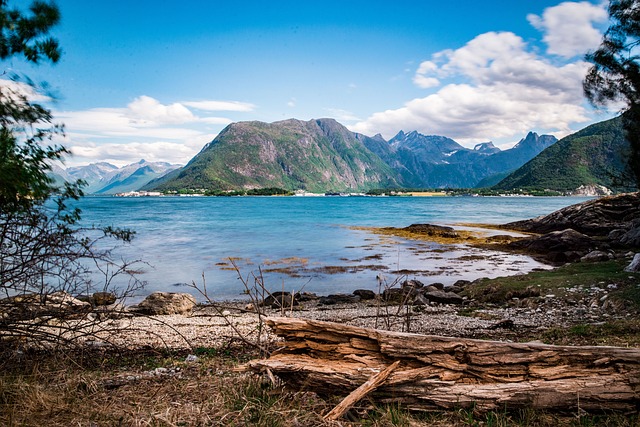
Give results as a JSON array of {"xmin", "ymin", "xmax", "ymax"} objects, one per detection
[
  {"xmin": 463, "ymin": 259, "xmax": 639, "ymax": 306},
  {"xmin": 494, "ymin": 116, "xmax": 637, "ymax": 192}
]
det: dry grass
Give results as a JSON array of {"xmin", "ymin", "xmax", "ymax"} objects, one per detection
[{"xmin": 1, "ymin": 346, "xmax": 639, "ymax": 427}]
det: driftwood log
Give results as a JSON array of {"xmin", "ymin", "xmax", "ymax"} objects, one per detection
[{"xmin": 247, "ymin": 317, "xmax": 640, "ymax": 413}]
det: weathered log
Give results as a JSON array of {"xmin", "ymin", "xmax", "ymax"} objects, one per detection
[
  {"xmin": 324, "ymin": 360, "xmax": 400, "ymax": 420},
  {"xmin": 247, "ymin": 317, "xmax": 640, "ymax": 413}
]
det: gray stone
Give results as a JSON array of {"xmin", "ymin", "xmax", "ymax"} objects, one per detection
[
  {"xmin": 133, "ymin": 292, "xmax": 196, "ymax": 315},
  {"xmin": 423, "ymin": 289, "xmax": 463, "ymax": 305},
  {"xmin": 624, "ymin": 253, "xmax": 640, "ymax": 272},
  {"xmin": 580, "ymin": 251, "xmax": 613, "ymax": 263}
]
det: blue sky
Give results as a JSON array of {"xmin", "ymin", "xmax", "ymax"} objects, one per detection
[{"xmin": 5, "ymin": 0, "xmax": 616, "ymax": 166}]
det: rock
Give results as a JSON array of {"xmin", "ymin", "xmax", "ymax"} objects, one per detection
[
  {"xmin": 318, "ymin": 294, "xmax": 360, "ymax": 305},
  {"xmin": 401, "ymin": 279, "xmax": 424, "ymax": 290},
  {"xmin": 504, "ymin": 192, "xmax": 640, "ymax": 237},
  {"xmin": 353, "ymin": 289, "xmax": 376, "ymax": 300},
  {"xmin": 412, "ymin": 293, "xmax": 430, "ymax": 306},
  {"xmin": 401, "ymin": 224, "xmax": 459, "ymax": 238},
  {"xmin": 452, "ymin": 279, "xmax": 472, "ymax": 288},
  {"xmin": 581, "ymin": 251, "xmax": 613, "ymax": 263},
  {"xmin": 488, "ymin": 319, "xmax": 515, "ymax": 330},
  {"xmin": 133, "ymin": 292, "xmax": 196, "ymax": 315},
  {"xmin": 624, "ymin": 253, "xmax": 640, "ymax": 272},
  {"xmin": 91, "ymin": 292, "xmax": 117, "ymax": 306},
  {"xmin": 425, "ymin": 282, "xmax": 445, "ymax": 291},
  {"xmin": 619, "ymin": 220, "xmax": 640, "ymax": 247},
  {"xmin": 382, "ymin": 287, "xmax": 405, "ymax": 304},
  {"xmin": 0, "ymin": 291, "xmax": 91, "ymax": 320},
  {"xmin": 262, "ymin": 292, "xmax": 299, "ymax": 309},
  {"xmin": 509, "ymin": 228, "xmax": 599, "ymax": 263},
  {"xmin": 423, "ymin": 289, "xmax": 463, "ymax": 305}
]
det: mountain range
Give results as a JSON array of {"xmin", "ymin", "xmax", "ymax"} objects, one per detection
[
  {"xmin": 51, "ymin": 160, "xmax": 181, "ymax": 195},
  {"xmin": 60, "ymin": 115, "xmax": 636, "ymax": 195},
  {"xmin": 147, "ymin": 118, "xmax": 558, "ymax": 193}
]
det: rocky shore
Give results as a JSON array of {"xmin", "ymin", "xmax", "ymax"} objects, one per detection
[{"xmin": 2, "ymin": 193, "xmax": 639, "ymax": 352}]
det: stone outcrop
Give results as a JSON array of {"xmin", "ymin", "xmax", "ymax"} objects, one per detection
[{"xmin": 505, "ymin": 192, "xmax": 640, "ymax": 239}]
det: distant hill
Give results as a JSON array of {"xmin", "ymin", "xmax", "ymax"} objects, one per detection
[
  {"xmin": 494, "ymin": 116, "xmax": 637, "ymax": 193},
  {"xmin": 148, "ymin": 118, "xmax": 399, "ymax": 193},
  {"xmin": 58, "ymin": 160, "xmax": 181, "ymax": 194}
]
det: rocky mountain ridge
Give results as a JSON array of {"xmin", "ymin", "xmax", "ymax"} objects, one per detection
[
  {"xmin": 52, "ymin": 160, "xmax": 181, "ymax": 195},
  {"xmin": 149, "ymin": 118, "xmax": 557, "ymax": 192}
]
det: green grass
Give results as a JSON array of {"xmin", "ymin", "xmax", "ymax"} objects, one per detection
[{"xmin": 462, "ymin": 259, "xmax": 640, "ymax": 306}]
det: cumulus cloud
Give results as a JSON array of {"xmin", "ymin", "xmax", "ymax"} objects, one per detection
[
  {"xmin": 527, "ymin": 1, "xmax": 608, "ymax": 58},
  {"xmin": 54, "ymin": 95, "xmax": 252, "ymax": 166},
  {"xmin": 351, "ymin": 2, "xmax": 608, "ymax": 146}
]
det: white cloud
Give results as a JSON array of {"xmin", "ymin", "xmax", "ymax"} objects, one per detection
[
  {"xmin": 324, "ymin": 108, "xmax": 360, "ymax": 122},
  {"xmin": 527, "ymin": 1, "xmax": 608, "ymax": 58},
  {"xmin": 0, "ymin": 78, "xmax": 52, "ymax": 103},
  {"xmin": 181, "ymin": 100, "xmax": 255, "ymax": 112},
  {"xmin": 53, "ymin": 95, "xmax": 252, "ymax": 166},
  {"xmin": 352, "ymin": 4, "xmax": 608, "ymax": 146},
  {"xmin": 287, "ymin": 98, "xmax": 296, "ymax": 107}
]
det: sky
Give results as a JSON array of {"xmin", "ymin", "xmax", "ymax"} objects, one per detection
[{"xmin": 3, "ymin": 0, "xmax": 618, "ymax": 167}]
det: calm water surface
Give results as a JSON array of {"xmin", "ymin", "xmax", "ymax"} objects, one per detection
[{"xmin": 76, "ymin": 196, "xmax": 591, "ymax": 301}]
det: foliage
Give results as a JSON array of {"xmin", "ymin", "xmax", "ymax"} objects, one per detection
[
  {"xmin": 584, "ymin": 0, "xmax": 640, "ymax": 186},
  {"xmin": 0, "ymin": 1, "xmax": 144, "ymax": 349}
]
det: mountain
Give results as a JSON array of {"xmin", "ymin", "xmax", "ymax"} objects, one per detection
[
  {"xmin": 148, "ymin": 118, "xmax": 399, "ymax": 192},
  {"xmin": 63, "ymin": 160, "xmax": 180, "ymax": 194},
  {"xmin": 363, "ymin": 130, "xmax": 557, "ymax": 188},
  {"xmin": 494, "ymin": 116, "xmax": 637, "ymax": 193}
]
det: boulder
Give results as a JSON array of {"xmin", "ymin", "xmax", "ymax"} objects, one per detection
[
  {"xmin": 423, "ymin": 288, "xmax": 463, "ymax": 305},
  {"xmin": 619, "ymin": 221, "xmax": 640, "ymax": 248},
  {"xmin": 624, "ymin": 253, "xmax": 640, "ymax": 273},
  {"xmin": 318, "ymin": 294, "xmax": 360, "ymax": 305},
  {"xmin": 581, "ymin": 250, "xmax": 613, "ymax": 263},
  {"xmin": 91, "ymin": 292, "xmax": 117, "ymax": 306},
  {"xmin": 353, "ymin": 289, "xmax": 376, "ymax": 300},
  {"xmin": 262, "ymin": 292, "xmax": 300, "ymax": 309},
  {"xmin": 133, "ymin": 292, "xmax": 196, "ymax": 315}
]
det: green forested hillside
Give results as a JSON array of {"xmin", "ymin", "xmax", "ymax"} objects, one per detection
[{"xmin": 494, "ymin": 116, "xmax": 636, "ymax": 192}]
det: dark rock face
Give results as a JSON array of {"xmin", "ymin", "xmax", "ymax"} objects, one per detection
[
  {"xmin": 500, "ymin": 193, "xmax": 640, "ymax": 262},
  {"xmin": 509, "ymin": 229, "xmax": 601, "ymax": 263},
  {"xmin": 505, "ymin": 192, "xmax": 640, "ymax": 239}
]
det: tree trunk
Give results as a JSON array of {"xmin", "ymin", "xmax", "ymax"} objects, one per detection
[{"xmin": 247, "ymin": 317, "xmax": 640, "ymax": 413}]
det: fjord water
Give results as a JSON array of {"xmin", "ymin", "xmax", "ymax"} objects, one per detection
[{"xmin": 77, "ymin": 196, "xmax": 591, "ymax": 301}]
